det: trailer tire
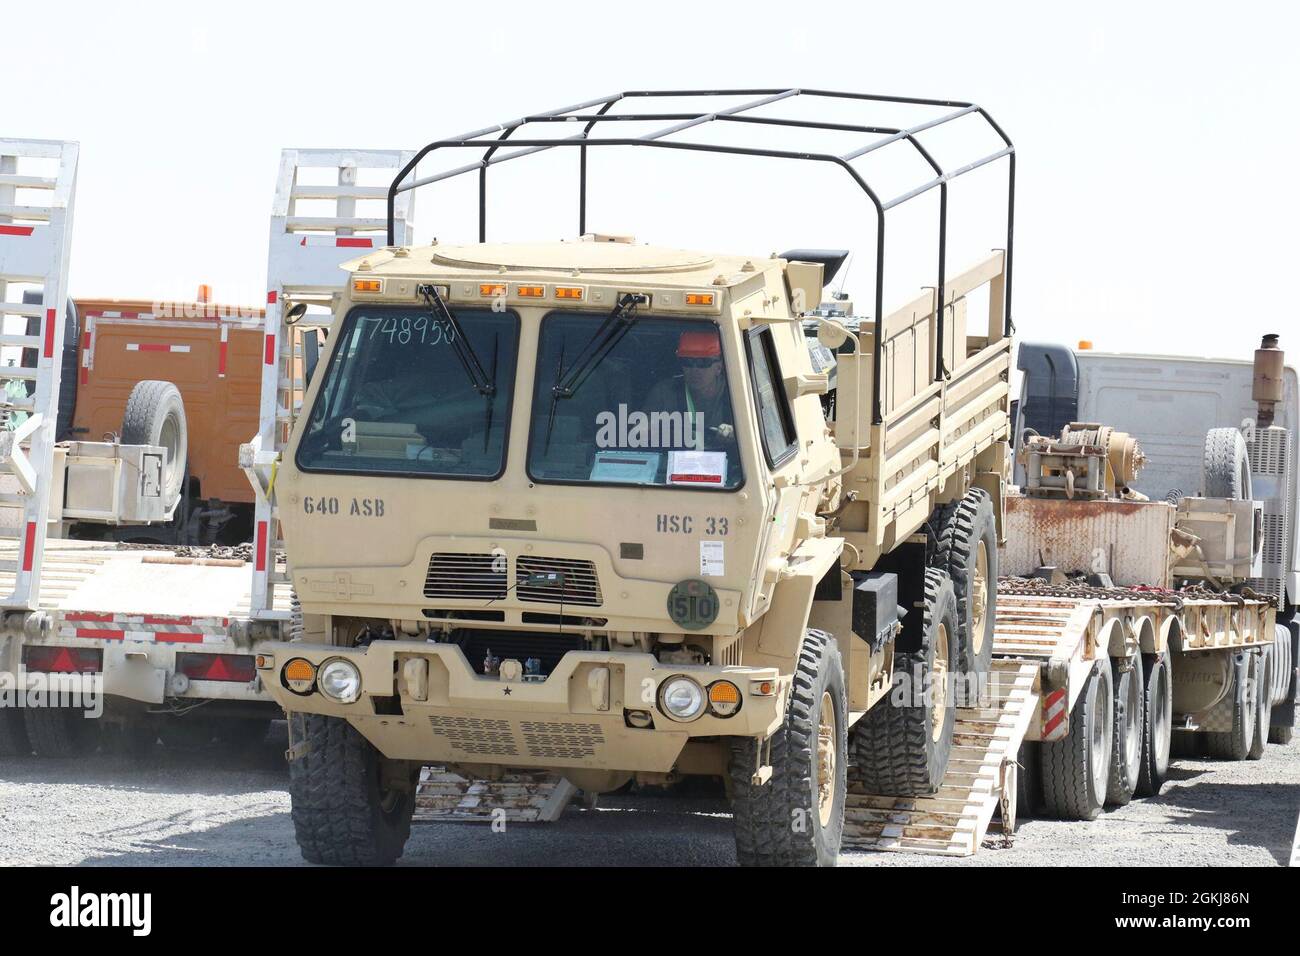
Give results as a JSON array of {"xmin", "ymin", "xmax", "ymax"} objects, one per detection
[
  {"xmin": 288, "ymin": 713, "xmax": 415, "ymax": 866},
  {"xmin": 1268, "ymin": 623, "xmax": 1294, "ymax": 745},
  {"xmin": 1135, "ymin": 653, "xmax": 1172, "ymax": 797},
  {"xmin": 0, "ymin": 707, "xmax": 31, "ymax": 756},
  {"xmin": 728, "ymin": 630, "xmax": 846, "ymax": 866},
  {"xmin": 1106, "ymin": 655, "xmax": 1144, "ymax": 806},
  {"xmin": 934, "ymin": 487, "xmax": 997, "ymax": 700},
  {"xmin": 121, "ymin": 380, "xmax": 188, "ymax": 511},
  {"xmin": 23, "ymin": 707, "xmax": 94, "ymax": 758},
  {"xmin": 848, "ymin": 568, "xmax": 958, "ymax": 796},
  {"xmin": 1203, "ymin": 651, "xmax": 1256, "ymax": 761},
  {"xmin": 1041, "ymin": 656, "xmax": 1113, "ymax": 820},
  {"xmin": 1202, "ymin": 428, "xmax": 1252, "ymax": 500},
  {"xmin": 1247, "ymin": 648, "xmax": 1270, "ymax": 760}
]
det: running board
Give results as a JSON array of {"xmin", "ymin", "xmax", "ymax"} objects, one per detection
[
  {"xmin": 413, "ymin": 766, "xmax": 581, "ymax": 823},
  {"xmin": 842, "ymin": 661, "xmax": 1040, "ymax": 857}
]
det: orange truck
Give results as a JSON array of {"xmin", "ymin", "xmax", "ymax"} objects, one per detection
[{"xmin": 37, "ymin": 293, "xmax": 270, "ymax": 545}]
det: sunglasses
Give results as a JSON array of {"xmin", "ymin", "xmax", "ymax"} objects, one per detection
[{"xmin": 681, "ymin": 357, "xmax": 720, "ymax": 368}]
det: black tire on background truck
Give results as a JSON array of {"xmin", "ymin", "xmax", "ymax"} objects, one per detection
[
  {"xmin": 1203, "ymin": 651, "xmax": 1256, "ymax": 761},
  {"xmin": 1247, "ymin": 647, "xmax": 1270, "ymax": 760},
  {"xmin": 1268, "ymin": 622, "xmax": 1295, "ymax": 745},
  {"xmin": 1202, "ymin": 427, "xmax": 1252, "ymax": 500},
  {"xmin": 1135, "ymin": 652, "xmax": 1172, "ymax": 797},
  {"xmin": 1106, "ymin": 655, "xmax": 1145, "ymax": 806},
  {"xmin": 288, "ymin": 713, "xmax": 416, "ymax": 866},
  {"xmin": 120, "ymin": 380, "xmax": 188, "ymax": 511},
  {"xmin": 1041, "ymin": 656, "xmax": 1113, "ymax": 820},
  {"xmin": 22, "ymin": 707, "xmax": 94, "ymax": 758},
  {"xmin": 849, "ymin": 568, "xmax": 959, "ymax": 796},
  {"xmin": 0, "ymin": 707, "xmax": 31, "ymax": 756},
  {"xmin": 934, "ymin": 487, "xmax": 998, "ymax": 697},
  {"xmin": 728, "ymin": 630, "xmax": 847, "ymax": 866}
]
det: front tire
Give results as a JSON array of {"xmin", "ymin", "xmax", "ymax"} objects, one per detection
[
  {"xmin": 1041, "ymin": 657, "xmax": 1113, "ymax": 820},
  {"xmin": 849, "ymin": 568, "xmax": 959, "ymax": 795},
  {"xmin": 288, "ymin": 713, "xmax": 416, "ymax": 866},
  {"xmin": 728, "ymin": 630, "xmax": 847, "ymax": 867}
]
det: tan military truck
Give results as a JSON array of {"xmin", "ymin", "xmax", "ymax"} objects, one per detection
[{"xmin": 250, "ymin": 90, "xmax": 1017, "ymax": 865}]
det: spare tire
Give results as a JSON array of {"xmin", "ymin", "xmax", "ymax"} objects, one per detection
[
  {"xmin": 1203, "ymin": 428, "xmax": 1252, "ymax": 500},
  {"xmin": 121, "ymin": 380, "xmax": 188, "ymax": 510}
]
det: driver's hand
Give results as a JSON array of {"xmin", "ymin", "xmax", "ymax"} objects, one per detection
[{"xmin": 711, "ymin": 423, "xmax": 734, "ymax": 440}]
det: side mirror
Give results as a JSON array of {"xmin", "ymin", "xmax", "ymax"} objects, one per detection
[
  {"xmin": 283, "ymin": 302, "xmax": 309, "ymax": 325},
  {"xmin": 816, "ymin": 318, "xmax": 850, "ymax": 350}
]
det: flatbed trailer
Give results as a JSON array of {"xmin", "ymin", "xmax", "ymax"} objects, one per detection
[{"xmin": 0, "ymin": 139, "xmax": 412, "ymax": 753}]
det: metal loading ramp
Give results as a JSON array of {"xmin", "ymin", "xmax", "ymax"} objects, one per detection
[
  {"xmin": 414, "ymin": 766, "xmax": 580, "ymax": 824},
  {"xmin": 843, "ymin": 660, "xmax": 1040, "ymax": 856}
]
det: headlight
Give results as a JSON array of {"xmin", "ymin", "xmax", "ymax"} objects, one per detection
[
  {"xmin": 318, "ymin": 659, "xmax": 362, "ymax": 703},
  {"xmin": 659, "ymin": 676, "xmax": 706, "ymax": 721}
]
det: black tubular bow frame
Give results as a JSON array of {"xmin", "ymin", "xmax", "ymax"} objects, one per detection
[{"xmin": 386, "ymin": 89, "xmax": 1015, "ymax": 425}]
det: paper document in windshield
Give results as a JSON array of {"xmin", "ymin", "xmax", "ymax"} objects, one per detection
[{"xmin": 667, "ymin": 450, "xmax": 727, "ymax": 486}]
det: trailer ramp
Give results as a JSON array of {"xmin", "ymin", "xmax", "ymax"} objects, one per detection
[
  {"xmin": 414, "ymin": 766, "xmax": 580, "ymax": 824},
  {"xmin": 843, "ymin": 660, "xmax": 1039, "ymax": 856}
]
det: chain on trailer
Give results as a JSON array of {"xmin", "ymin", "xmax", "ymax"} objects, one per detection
[
  {"xmin": 0, "ymin": 139, "xmax": 78, "ymax": 611},
  {"xmin": 242, "ymin": 148, "xmax": 415, "ymax": 620}
]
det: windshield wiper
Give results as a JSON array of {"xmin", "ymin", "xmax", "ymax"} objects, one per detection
[
  {"xmin": 417, "ymin": 283, "xmax": 495, "ymax": 396},
  {"xmin": 545, "ymin": 292, "xmax": 646, "ymax": 450}
]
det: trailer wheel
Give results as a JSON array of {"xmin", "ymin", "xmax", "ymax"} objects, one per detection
[
  {"xmin": 728, "ymin": 630, "xmax": 846, "ymax": 866},
  {"xmin": 1268, "ymin": 623, "xmax": 1295, "ymax": 745},
  {"xmin": 121, "ymin": 380, "xmax": 188, "ymax": 511},
  {"xmin": 848, "ymin": 568, "xmax": 958, "ymax": 796},
  {"xmin": 288, "ymin": 713, "xmax": 416, "ymax": 866},
  {"xmin": 934, "ymin": 487, "xmax": 997, "ymax": 700},
  {"xmin": 1203, "ymin": 651, "xmax": 1256, "ymax": 761},
  {"xmin": 1106, "ymin": 655, "xmax": 1144, "ymax": 806},
  {"xmin": 23, "ymin": 707, "xmax": 94, "ymax": 758},
  {"xmin": 1041, "ymin": 656, "xmax": 1113, "ymax": 820},
  {"xmin": 1202, "ymin": 427, "xmax": 1252, "ymax": 500},
  {"xmin": 1135, "ymin": 653, "xmax": 1172, "ymax": 797},
  {"xmin": 0, "ymin": 707, "xmax": 31, "ymax": 756},
  {"xmin": 1247, "ymin": 648, "xmax": 1270, "ymax": 760}
]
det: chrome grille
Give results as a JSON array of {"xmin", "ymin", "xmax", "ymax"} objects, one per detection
[
  {"xmin": 424, "ymin": 552, "xmax": 507, "ymax": 600},
  {"xmin": 515, "ymin": 557, "xmax": 603, "ymax": 607}
]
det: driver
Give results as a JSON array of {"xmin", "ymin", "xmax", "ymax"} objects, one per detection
[{"xmin": 645, "ymin": 330, "xmax": 735, "ymax": 450}]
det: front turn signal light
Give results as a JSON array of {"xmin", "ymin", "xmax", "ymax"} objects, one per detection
[{"xmin": 283, "ymin": 657, "xmax": 317, "ymax": 695}]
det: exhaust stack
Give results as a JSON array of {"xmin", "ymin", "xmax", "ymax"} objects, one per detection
[{"xmin": 1253, "ymin": 333, "xmax": 1284, "ymax": 427}]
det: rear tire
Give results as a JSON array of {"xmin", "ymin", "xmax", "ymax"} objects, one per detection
[
  {"xmin": 934, "ymin": 488, "xmax": 998, "ymax": 701},
  {"xmin": 1135, "ymin": 653, "xmax": 1172, "ymax": 797},
  {"xmin": 1106, "ymin": 655, "xmax": 1144, "ymax": 806},
  {"xmin": 849, "ymin": 568, "xmax": 958, "ymax": 796},
  {"xmin": 1247, "ymin": 648, "xmax": 1270, "ymax": 760},
  {"xmin": 1202, "ymin": 427, "xmax": 1252, "ymax": 500},
  {"xmin": 121, "ymin": 380, "xmax": 188, "ymax": 511},
  {"xmin": 1203, "ymin": 651, "xmax": 1256, "ymax": 761},
  {"xmin": 23, "ymin": 707, "xmax": 94, "ymax": 757},
  {"xmin": 288, "ymin": 713, "xmax": 416, "ymax": 866},
  {"xmin": 0, "ymin": 707, "xmax": 31, "ymax": 756},
  {"xmin": 728, "ymin": 630, "xmax": 846, "ymax": 867},
  {"xmin": 1041, "ymin": 657, "xmax": 1113, "ymax": 820}
]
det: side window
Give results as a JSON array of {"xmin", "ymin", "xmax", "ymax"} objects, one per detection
[{"xmin": 746, "ymin": 327, "xmax": 798, "ymax": 467}]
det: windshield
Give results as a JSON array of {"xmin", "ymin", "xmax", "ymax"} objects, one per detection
[
  {"xmin": 528, "ymin": 313, "xmax": 742, "ymax": 489},
  {"xmin": 296, "ymin": 306, "xmax": 518, "ymax": 478}
]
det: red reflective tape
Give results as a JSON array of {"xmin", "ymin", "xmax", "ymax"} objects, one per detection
[
  {"xmin": 136, "ymin": 343, "xmax": 170, "ymax": 352},
  {"xmin": 43, "ymin": 308, "xmax": 55, "ymax": 358},
  {"xmin": 65, "ymin": 611, "xmax": 115, "ymax": 622},
  {"xmin": 76, "ymin": 628, "xmax": 124, "ymax": 641},
  {"xmin": 336, "ymin": 237, "xmax": 373, "ymax": 248},
  {"xmin": 218, "ymin": 339, "xmax": 228, "ymax": 376},
  {"xmin": 143, "ymin": 614, "xmax": 195, "ymax": 625},
  {"xmin": 79, "ymin": 365, "xmax": 89, "ymax": 386},
  {"xmin": 21, "ymin": 522, "xmax": 36, "ymax": 572},
  {"xmin": 0, "ymin": 224, "xmax": 34, "ymax": 236},
  {"xmin": 264, "ymin": 333, "xmax": 275, "ymax": 365},
  {"xmin": 1045, "ymin": 688, "xmax": 1065, "ymax": 707},
  {"xmin": 267, "ymin": 290, "xmax": 278, "ymax": 305},
  {"xmin": 255, "ymin": 521, "xmax": 268, "ymax": 572},
  {"xmin": 155, "ymin": 632, "xmax": 202, "ymax": 644},
  {"xmin": 1043, "ymin": 708, "xmax": 1067, "ymax": 738}
]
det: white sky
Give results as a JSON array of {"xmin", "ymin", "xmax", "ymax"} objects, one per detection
[{"xmin": 9, "ymin": 0, "xmax": 1299, "ymax": 365}]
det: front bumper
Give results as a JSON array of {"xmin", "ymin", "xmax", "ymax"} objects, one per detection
[{"xmin": 259, "ymin": 640, "xmax": 789, "ymax": 773}]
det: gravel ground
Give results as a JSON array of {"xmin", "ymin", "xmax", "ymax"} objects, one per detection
[{"xmin": 0, "ymin": 724, "xmax": 1295, "ymax": 867}]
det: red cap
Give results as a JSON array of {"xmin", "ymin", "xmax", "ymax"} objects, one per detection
[{"xmin": 677, "ymin": 330, "xmax": 721, "ymax": 359}]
